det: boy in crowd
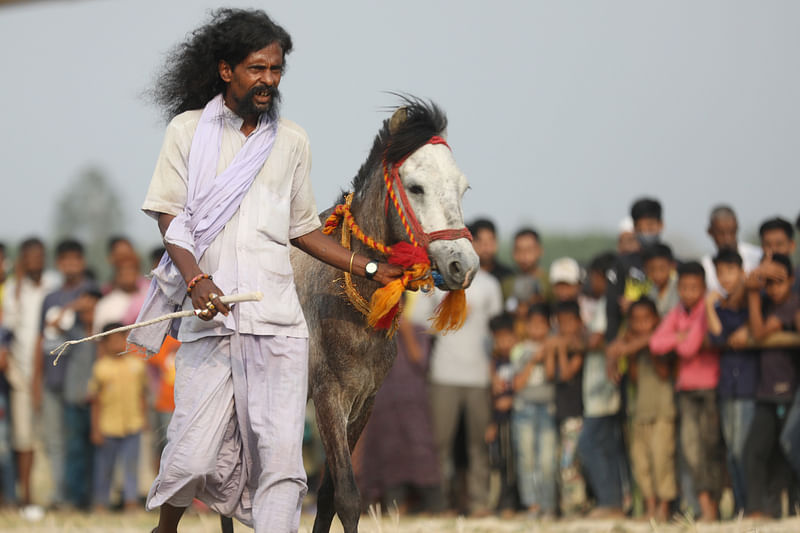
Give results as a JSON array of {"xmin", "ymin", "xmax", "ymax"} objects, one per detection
[
  {"xmin": 578, "ymin": 252, "xmax": 626, "ymax": 518},
  {"xmin": 705, "ymin": 248, "xmax": 755, "ymax": 513},
  {"xmin": 643, "ymin": 243, "xmax": 679, "ymax": 317},
  {"xmin": 0, "ymin": 330, "xmax": 15, "ymax": 507},
  {"xmin": 617, "ymin": 217, "xmax": 641, "ymax": 256},
  {"xmin": 606, "ymin": 198, "xmax": 664, "ymax": 343},
  {"xmin": 61, "ymin": 288, "xmax": 102, "ymax": 509},
  {"xmin": 550, "ymin": 258, "xmax": 581, "ymax": 304},
  {"xmin": 511, "ymin": 304, "xmax": 557, "ymax": 517},
  {"xmin": 504, "ymin": 228, "xmax": 549, "ymax": 310},
  {"xmin": 486, "ymin": 313, "xmax": 519, "ymax": 515},
  {"xmin": 701, "ymin": 206, "xmax": 762, "ymax": 294},
  {"xmin": 743, "ymin": 253, "xmax": 800, "ymax": 517},
  {"xmin": 90, "ymin": 324, "xmax": 148, "ymax": 512},
  {"xmin": 32, "ymin": 239, "xmax": 95, "ymax": 509},
  {"xmin": 781, "ymin": 215, "xmax": 800, "ymax": 477},
  {"xmin": 623, "ymin": 298, "xmax": 676, "ymax": 521},
  {"xmin": 545, "ymin": 300, "xmax": 587, "ymax": 516},
  {"xmin": 758, "ymin": 217, "xmax": 795, "ymax": 259},
  {"xmin": 94, "ymin": 255, "xmax": 145, "ymax": 333},
  {"xmin": 470, "ymin": 219, "xmax": 514, "ymax": 285},
  {"xmin": 650, "ymin": 261, "xmax": 722, "ymax": 521}
]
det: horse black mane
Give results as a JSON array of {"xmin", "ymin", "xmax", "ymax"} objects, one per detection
[{"xmin": 349, "ymin": 95, "xmax": 448, "ymax": 196}]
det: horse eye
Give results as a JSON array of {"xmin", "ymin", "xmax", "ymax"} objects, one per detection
[{"xmin": 408, "ymin": 185, "xmax": 425, "ymax": 195}]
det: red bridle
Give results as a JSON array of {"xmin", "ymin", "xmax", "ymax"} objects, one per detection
[{"xmin": 383, "ymin": 136, "xmax": 473, "ymax": 249}]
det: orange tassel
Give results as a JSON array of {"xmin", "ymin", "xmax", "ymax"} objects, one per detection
[{"xmin": 431, "ymin": 289, "xmax": 468, "ymax": 332}]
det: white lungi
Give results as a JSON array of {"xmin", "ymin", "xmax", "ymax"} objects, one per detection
[{"xmin": 146, "ymin": 333, "xmax": 309, "ymax": 532}]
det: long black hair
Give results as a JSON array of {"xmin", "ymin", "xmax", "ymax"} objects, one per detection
[{"xmin": 152, "ymin": 8, "xmax": 292, "ymax": 120}]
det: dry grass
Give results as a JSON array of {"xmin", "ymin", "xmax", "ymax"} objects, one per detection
[{"xmin": 0, "ymin": 509, "xmax": 799, "ymax": 533}]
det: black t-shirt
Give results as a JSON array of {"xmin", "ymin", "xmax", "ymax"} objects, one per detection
[
  {"xmin": 756, "ymin": 292, "xmax": 800, "ymax": 403},
  {"xmin": 605, "ymin": 251, "xmax": 643, "ymax": 342},
  {"xmin": 492, "ymin": 359, "xmax": 515, "ymax": 424},
  {"xmin": 555, "ymin": 350, "xmax": 583, "ymax": 420},
  {"xmin": 489, "ymin": 261, "xmax": 514, "ymax": 284}
]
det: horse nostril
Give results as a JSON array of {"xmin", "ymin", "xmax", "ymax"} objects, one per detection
[{"xmin": 448, "ymin": 260, "xmax": 463, "ymax": 279}]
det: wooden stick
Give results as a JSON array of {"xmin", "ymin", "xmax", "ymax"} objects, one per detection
[{"xmin": 50, "ymin": 291, "xmax": 263, "ymax": 365}]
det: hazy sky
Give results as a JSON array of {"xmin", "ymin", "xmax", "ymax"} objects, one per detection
[{"xmin": 1, "ymin": 0, "xmax": 798, "ymax": 258}]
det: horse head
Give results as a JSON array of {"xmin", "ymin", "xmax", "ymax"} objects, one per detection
[{"xmin": 381, "ymin": 100, "xmax": 479, "ymax": 291}]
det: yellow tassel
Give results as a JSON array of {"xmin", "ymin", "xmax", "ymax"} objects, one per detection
[
  {"xmin": 367, "ymin": 278, "xmax": 405, "ymax": 327},
  {"xmin": 431, "ymin": 289, "xmax": 468, "ymax": 332}
]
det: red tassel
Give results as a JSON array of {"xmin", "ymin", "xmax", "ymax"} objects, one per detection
[
  {"xmin": 387, "ymin": 241, "xmax": 429, "ymax": 268},
  {"xmin": 375, "ymin": 304, "xmax": 401, "ymax": 329}
]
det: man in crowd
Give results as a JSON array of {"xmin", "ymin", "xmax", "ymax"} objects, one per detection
[
  {"xmin": 32, "ymin": 239, "xmax": 96, "ymax": 508},
  {"xmin": 2, "ymin": 238, "xmax": 59, "ymax": 507},
  {"xmin": 605, "ymin": 197, "xmax": 664, "ymax": 342},
  {"xmin": 469, "ymin": 218, "xmax": 513, "ymax": 284},
  {"xmin": 700, "ymin": 205, "xmax": 762, "ymax": 294}
]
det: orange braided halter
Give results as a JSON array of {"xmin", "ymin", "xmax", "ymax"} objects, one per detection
[{"xmin": 323, "ymin": 136, "xmax": 471, "ymax": 333}]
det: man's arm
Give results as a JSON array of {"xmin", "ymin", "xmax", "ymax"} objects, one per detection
[
  {"xmin": 746, "ymin": 270, "xmax": 781, "ymax": 341},
  {"xmin": 290, "ymin": 228, "xmax": 403, "ymax": 286},
  {"xmin": 157, "ymin": 213, "xmax": 230, "ymax": 321},
  {"xmin": 32, "ymin": 335, "xmax": 44, "ymax": 411},
  {"xmin": 705, "ymin": 292, "xmax": 723, "ymax": 336},
  {"xmin": 605, "ymin": 260, "xmax": 624, "ymax": 342}
]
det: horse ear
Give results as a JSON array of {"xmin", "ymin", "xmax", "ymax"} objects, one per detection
[{"xmin": 388, "ymin": 107, "xmax": 408, "ymax": 135}]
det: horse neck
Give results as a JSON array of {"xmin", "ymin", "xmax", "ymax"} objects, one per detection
[{"xmin": 350, "ymin": 167, "xmax": 392, "ymax": 253}]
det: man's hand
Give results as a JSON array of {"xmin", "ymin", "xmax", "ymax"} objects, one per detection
[
  {"xmin": 32, "ymin": 376, "xmax": 42, "ymax": 412},
  {"xmin": 729, "ymin": 326, "xmax": 750, "ymax": 349},
  {"xmin": 373, "ymin": 263, "xmax": 405, "ymax": 286},
  {"xmin": 190, "ymin": 278, "xmax": 230, "ymax": 321},
  {"xmin": 291, "ymin": 229, "xmax": 406, "ymax": 286},
  {"xmin": 706, "ymin": 291, "xmax": 723, "ymax": 307}
]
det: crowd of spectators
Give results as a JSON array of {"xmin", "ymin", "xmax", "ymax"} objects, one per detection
[
  {"xmin": 0, "ymin": 238, "xmax": 176, "ymax": 516},
  {"xmin": 354, "ymin": 198, "xmax": 800, "ymax": 522},
  {"xmin": 0, "ymin": 197, "xmax": 799, "ymax": 524}
]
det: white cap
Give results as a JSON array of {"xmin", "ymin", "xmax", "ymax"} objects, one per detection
[
  {"xmin": 618, "ymin": 216, "xmax": 635, "ymax": 234},
  {"xmin": 549, "ymin": 257, "xmax": 581, "ymax": 285}
]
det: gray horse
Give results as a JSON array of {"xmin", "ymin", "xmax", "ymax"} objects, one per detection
[{"xmin": 292, "ymin": 97, "xmax": 479, "ymax": 533}]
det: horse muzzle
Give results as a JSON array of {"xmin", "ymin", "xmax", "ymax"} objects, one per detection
[{"xmin": 428, "ymin": 239, "xmax": 479, "ymax": 291}]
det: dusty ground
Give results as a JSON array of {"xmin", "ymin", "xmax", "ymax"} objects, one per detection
[{"xmin": 0, "ymin": 509, "xmax": 799, "ymax": 533}]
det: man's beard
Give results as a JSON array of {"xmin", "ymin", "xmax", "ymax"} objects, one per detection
[{"xmin": 236, "ymin": 84, "xmax": 281, "ymax": 121}]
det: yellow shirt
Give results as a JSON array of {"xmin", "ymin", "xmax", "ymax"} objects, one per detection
[{"xmin": 89, "ymin": 354, "xmax": 147, "ymax": 437}]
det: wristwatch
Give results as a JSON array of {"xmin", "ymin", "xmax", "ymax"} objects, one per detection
[{"xmin": 364, "ymin": 260, "xmax": 379, "ymax": 280}]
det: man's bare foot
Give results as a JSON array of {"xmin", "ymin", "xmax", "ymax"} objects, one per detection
[
  {"xmin": 469, "ymin": 508, "xmax": 492, "ymax": 518},
  {"xmin": 698, "ymin": 491, "xmax": 718, "ymax": 522},
  {"xmin": 499, "ymin": 508, "xmax": 515, "ymax": 519},
  {"xmin": 656, "ymin": 501, "xmax": 670, "ymax": 522}
]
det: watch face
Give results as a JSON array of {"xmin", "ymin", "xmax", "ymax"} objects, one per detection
[{"xmin": 366, "ymin": 261, "xmax": 378, "ymax": 275}]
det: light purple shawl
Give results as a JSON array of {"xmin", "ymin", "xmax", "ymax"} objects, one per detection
[{"xmin": 128, "ymin": 94, "xmax": 278, "ymax": 354}]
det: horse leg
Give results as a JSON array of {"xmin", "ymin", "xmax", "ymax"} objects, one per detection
[
  {"xmin": 312, "ymin": 462, "xmax": 336, "ymax": 533},
  {"xmin": 312, "ymin": 392, "xmax": 362, "ymax": 533}
]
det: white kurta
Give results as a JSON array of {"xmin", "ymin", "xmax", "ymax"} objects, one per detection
[
  {"xmin": 141, "ymin": 106, "xmax": 321, "ymax": 340},
  {"xmin": 141, "ymin": 106, "xmax": 321, "ymax": 532}
]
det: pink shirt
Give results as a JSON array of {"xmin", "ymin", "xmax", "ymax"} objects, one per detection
[{"xmin": 649, "ymin": 299, "xmax": 719, "ymax": 391}]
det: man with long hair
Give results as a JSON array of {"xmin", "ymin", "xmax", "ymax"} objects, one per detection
[{"xmin": 131, "ymin": 9, "xmax": 403, "ymax": 533}]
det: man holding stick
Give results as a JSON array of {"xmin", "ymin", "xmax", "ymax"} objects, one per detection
[{"xmin": 129, "ymin": 9, "xmax": 402, "ymax": 533}]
